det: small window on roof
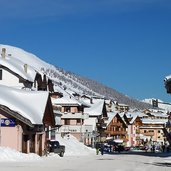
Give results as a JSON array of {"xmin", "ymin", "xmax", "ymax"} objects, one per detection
[{"xmin": 0, "ymin": 69, "xmax": 2, "ymax": 80}]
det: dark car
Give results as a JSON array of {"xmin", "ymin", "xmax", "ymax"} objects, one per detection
[
  {"xmin": 139, "ymin": 146, "xmax": 148, "ymax": 151},
  {"xmin": 124, "ymin": 146, "xmax": 131, "ymax": 151},
  {"xmin": 103, "ymin": 144, "xmax": 111, "ymax": 153},
  {"xmin": 114, "ymin": 144, "xmax": 124, "ymax": 152},
  {"xmin": 48, "ymin": 140, "xmax": 65, "ymax": 157}
]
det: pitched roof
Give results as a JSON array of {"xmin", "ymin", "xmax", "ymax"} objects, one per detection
[
  {"xmin": 84, "ymin": 99, "xmax": 105, "ymax": 116},
  {"xmin": 106, "ymin": 112, "xmax": 117, "ymax": 126},
  {"xmin": 52, "ymin": 96, "xmax": 82, "ymax": 106},
  {"xmin": 0, "ymin": 85, "xmax": 49, "ymax": 124},
  {"xmin": 141, "ymin": 118, "xmax": 168, "ymax": 124},
  {"xmin": 0, "ymin": 56, "xmax": 37, "ymax": 82}
]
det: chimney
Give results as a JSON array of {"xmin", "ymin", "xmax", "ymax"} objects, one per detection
[
  {"xmin": 24, "ymin": 64, "xmax": 28, "ymax": 73},
  {"xmin": 1, "ymin": 48, "xmax": 6, "ymax": 59},
  {"xmin": 90, "ymin": 98, "xmax": 93, "ymax": 104}
]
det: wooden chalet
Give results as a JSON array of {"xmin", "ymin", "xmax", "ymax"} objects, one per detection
[{"xmin": 105, "ymin": 113, "xmax": 127, "ymax": 142}]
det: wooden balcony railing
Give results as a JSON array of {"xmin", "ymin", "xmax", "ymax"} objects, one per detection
[
  {"xmin": 105, "ymin": 130, "xmax": 127, "ymax": 135},
  {"xmin": 143, "ymin": 132, "xmax": 154, "ymax": 136},
  {"xmin": 110, "ymin": 122, "xmax": 122, "ymax": 126}
]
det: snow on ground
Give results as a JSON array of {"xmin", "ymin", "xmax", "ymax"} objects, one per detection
[
  {"xmin": 0, "ymin": 147, "xmax": 41, "ymax": 162},
  {"xmin": 0, "ymin": 134, "xmax": 95, "ymax": 162},
  {"xmin": 1, "ymin": 133, "xmax": 170, "ymax": 171},
  {"xmin": 56, "ymin": 134, "xmax": 95, "ymax": 156}
]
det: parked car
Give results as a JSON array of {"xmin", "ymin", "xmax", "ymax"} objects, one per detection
[
  {"xmin": 139, "ymin": 145, "xmax": 148, "ymax": 151},
  {"xmin": 47, "ymin": 140, "xmax": 65, "ymax": 157},
  {"xmin": 103, "ymin": 144, "xmax": 111, "ymax": 153},
  {"xmin": 124, "ymin": 146, "xmax": 131, "ymax": 151},
  {"xmin": 114, "ymin": 144, "xmax": 125, "ymax": 152}
]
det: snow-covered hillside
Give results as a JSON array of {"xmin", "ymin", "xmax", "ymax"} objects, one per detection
[{"xmin": 0, "ymin": 44, "xmax": 152, "ymax": 109}]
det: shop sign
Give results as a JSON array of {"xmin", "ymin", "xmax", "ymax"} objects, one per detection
[{"xmin": 0, "ymin": 118, "xmax": 16, "ymax": 127}]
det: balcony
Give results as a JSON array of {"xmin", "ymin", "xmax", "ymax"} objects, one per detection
[
  {"xmin": 105, "ymin": 130, "xmax": 127, "ymax": 135},
  {"xmin": 96, "ymin": 122, "xmax": 107, "ymax": 129},
  {"xmin": 60, "ymin": 125, "xmax": 82, "ymax": 133},
  {"xmin": 143, "ymin": 132, "xmax": 154, "ymax": 136},
  {"xmin": 61, "ymin": 113, "xmax": 89, "ymax": 119},
  {"xmin": 60, "ymin": 125, "xmax": 93, "ymax": 133},
  {"xmin": 110, "ymin": 122, "xmax": 122, "ymax": 127}
]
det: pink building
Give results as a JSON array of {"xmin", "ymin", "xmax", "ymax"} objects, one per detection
[{"xmin": 0, "ymin": 85, "xmax": 55, "ymax": 156}]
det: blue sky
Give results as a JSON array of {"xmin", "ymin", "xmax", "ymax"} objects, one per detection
[{"xmin": 1, "ymin": 0, "xmax": 171, "ymax": 102}]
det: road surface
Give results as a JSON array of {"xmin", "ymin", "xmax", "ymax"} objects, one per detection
[{"xmin": 0, "ymin": 152, "xmax": 171, "ymax": 171}]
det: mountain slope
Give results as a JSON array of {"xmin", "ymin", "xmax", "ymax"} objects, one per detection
[
  {"xmin": 0, "ymin": 44, "xmax": 151, "ymax": 109},
  {"xmin": 46, "ymin": 66, "xmax": 152, "ymax": 109}
]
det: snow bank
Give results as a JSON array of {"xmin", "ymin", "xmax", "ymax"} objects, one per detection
[
  {"xmin": 56, "ymin": 134, "xmax": 95, "ymax": 156},
  {"xmin": 0, "ymin": 135, "xmax": 95, "ymax": 162},
  {"xmin": 0, "ymin": 147, "xmax": 41, "ymax": 162}
]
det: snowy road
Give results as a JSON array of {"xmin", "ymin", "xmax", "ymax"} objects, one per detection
[{"xmin": 0, "ymin": 152, "xmax": 171, "ymax": 171}]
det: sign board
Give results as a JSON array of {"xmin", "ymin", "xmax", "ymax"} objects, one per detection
[{"xmin": 0, "ymin": 118, "xmax": 16, "ymax": 127}]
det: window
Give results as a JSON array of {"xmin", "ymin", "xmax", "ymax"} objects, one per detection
[
  {"xmin": 77, "ymin": 119, "xmax": 81, "ymax": 124},
  {"xmin": 64, "ymin": 107, "xmax": 70, "ymax": 113},
  {"xmin": 144, "ymin": 130, "xmax": 147, "ymax": 133},
  {"xmin": 149, "ymin": 130, "xmax": 154, "ymax": 132},
  {"xmin": 64, "ymin": 119, "xmax": 70, "ymax": 125},
  {"xmin": 116, "ymin": 127, "xmax": 119, "ymax": 131},
  {"xmin": 51, "ymin": 130, "xmax": 56, "ymax": 140},
  {"xmin": 0, "ymin": 69, "xmax": 2, "ymax": 80}
]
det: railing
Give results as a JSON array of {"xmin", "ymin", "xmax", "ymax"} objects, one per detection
[
  {"xmin": 105, "ymin": 130, "xmax": 127, "ymax": 135},
  {"xmin": 143, "ymin": 132, "xmax": 154, "ymax": 136},
  {"xmin": 60, "ymin": 125, "xmax": 93, "ymax": 133},
  {"xmin": 61, "ymin": 113, "xmax": 89, "ymax": 119},
  {"xmin": 96, "ymin": 122, "xmax": 107, "ymax": 129},
  {"xmin": 136, "ymin": 136, "xmax": 140, "ymax": 140},
  {"xmin": 110, "ymin": 122, "xmax": 122, "ymax": 126}
]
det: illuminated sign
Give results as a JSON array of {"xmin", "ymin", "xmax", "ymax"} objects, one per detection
[{"xmin": 0, "ymin": 118, "xmax": 16, "ymax": 127}]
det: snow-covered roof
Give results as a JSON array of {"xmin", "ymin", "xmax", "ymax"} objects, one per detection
[
  {"xmin": 0, "ymin": 44, "xmax": 51, "ymax": 71},
  {"xmin": 0, "ymin": 45, "xmax": 102, "ymax": 99},
  {"xmin": 121, "ymin": 112, "xmax": 142, "ymax": 124},
  {"xmin": 105, "ymin": 99, "xmax": 112, "ymax": 104},
  {"xmin": 52, "ymin": 96, "xmax": 82, "ymax": 106},
  {"xmin": 150, "ymin": 112, "xmax": 168, "ymax": 118},
  {"xmin": 143, "ymin": 98, "xmax": 171, "ymax": 112},
  {"xmin": 117, "ymin": 103, "xmax": 129, "ymax": 107},
  {"xmin": 0, "ymin": 56, "xmax": 37, "ymax": 82},
  {"xmin": 164, "ymin": 75, "xmax": 171, "ymax": 82},
  {"xmin": 141, "ymin": 118, "xmax": 168, "ymax": 124},
  {"xmin": 118, "ymin": 113, "xmax": 127, "ymax": 125},
  {"xmin": 129, "ymin": 115, "xmax": 139, "ymax": 124},
  {"xmin": 53, "ymin": 85, "xmax": 90, "ymax": 107},
  {"xmin": 84, "ymin": 99, "xmax": 105, "ymax": 116},
  {"xmin": 125, "ymin": 112, "xmax": 147, "ymax": 118},
  {"xmin": 53, "ymin": 85, "xmax": 67, "ymax": 95},
  {"xmin": 106, "ymin": 112, "xmax": 117, "ymax": 126},
  {"xmin": 0, "ymin": 85, "xmax": 49, "ymax": 124}
]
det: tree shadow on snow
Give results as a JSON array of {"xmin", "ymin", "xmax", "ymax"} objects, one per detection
[{"xmin": 152, "ymin": 162, "xmax": 171, "ymax": 167}]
